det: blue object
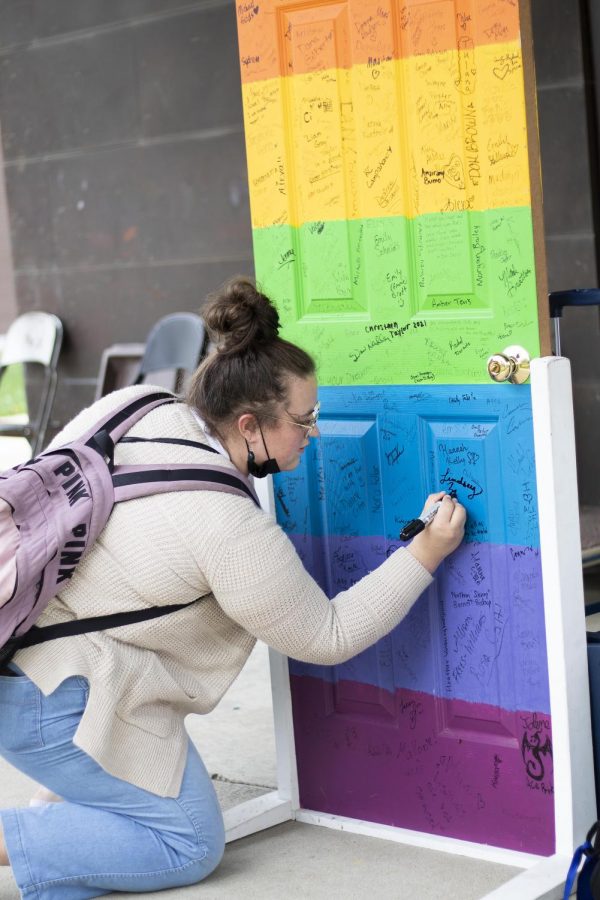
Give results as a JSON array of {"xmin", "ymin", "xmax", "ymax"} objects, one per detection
[
  {"xmin": 563, "ymin": 822, "xmax": 600, "ymax": 899},
  {"xmin": 550, "ymin": 290, "xmax": 600, "ymax": 318},
  {"xmin": 588, "ymin": 634, "xmax": 600, "ymax": 819},
  {"xmin": 548, "ymin": 289, "xmax": 600, "ymax": 355}
]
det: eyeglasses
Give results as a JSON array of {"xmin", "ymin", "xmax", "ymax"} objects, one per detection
[{"xmin": 262, "ymin": 401, "xmax": 320, "ymax": 436}]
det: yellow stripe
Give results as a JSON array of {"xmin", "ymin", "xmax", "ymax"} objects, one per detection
[{"xmin": 242, "ymin": 40, "xmax": 530, "ymax": 229}]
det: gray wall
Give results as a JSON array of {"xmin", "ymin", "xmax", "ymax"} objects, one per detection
[
  {"xmin": 0, "ymin": 0, "xmax": 254, "ymax": 435},
  {"xmin": 0, "ymin": 122, "xmax": 16, "ymax": 331},
  {"xmin": 531, "ymin": 0, "xmax": 600, "ymax": 504}
]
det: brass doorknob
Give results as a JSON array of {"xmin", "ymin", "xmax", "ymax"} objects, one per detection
[{"xmin": 487, "ymin": 345, "xmax": 530, "ymax": 384}]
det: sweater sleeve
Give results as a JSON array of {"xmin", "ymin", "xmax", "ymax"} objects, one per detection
[{"xmin": 204, "ymin": 504, "xmax": 433, "ymax": 665}]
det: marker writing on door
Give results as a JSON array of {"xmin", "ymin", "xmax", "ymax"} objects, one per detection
[{"xmin": 399, "ymin": 492, "xmax": 457, "ymax": 541}]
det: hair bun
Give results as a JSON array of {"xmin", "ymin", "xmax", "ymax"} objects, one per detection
[{"xmin": 203, "ymin": 277, "xmax": 280, "ymax": 355}]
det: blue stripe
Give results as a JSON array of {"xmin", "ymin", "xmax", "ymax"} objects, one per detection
[{"xmin": 273, "ymin": 383, "xmax": 539, "ymax": 548}]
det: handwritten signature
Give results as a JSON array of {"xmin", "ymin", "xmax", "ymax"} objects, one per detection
[{"xmin": 440, "ymin": 467, "xmax": 483, "ymax": 499}]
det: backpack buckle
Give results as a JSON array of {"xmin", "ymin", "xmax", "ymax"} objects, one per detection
[
  {"xmin": 0, "ymin": 637, "xmax": 23, "ymax": 667},
  {"xmin": 88, "ymin": 429, "xmax": 115, "ymax": 470}
]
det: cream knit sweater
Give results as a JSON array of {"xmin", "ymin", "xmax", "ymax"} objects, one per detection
[{"xmin": 15, "ymin": 386, "xmax": 433, "ymax": 797}]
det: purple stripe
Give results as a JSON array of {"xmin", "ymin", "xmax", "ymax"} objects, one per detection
[
  {"xmin": 287, "ymin": 536, "xmax": 550, "ymax": 714},
  {"xmin": 290, "ymin": 674, "xmax": 555, "ymax": 855}
]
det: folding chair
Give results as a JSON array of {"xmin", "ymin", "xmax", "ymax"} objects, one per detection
[
  {"xmin": 133, "ymin": 312, "xmax": 207, "ymax": 393},
  {"xmin": 0, "ymin": 311, "xmax": 63, "ymax": 456},
  {"xmin": 94, "ymin": 343, "xmax": 146, "ymax": 401}
]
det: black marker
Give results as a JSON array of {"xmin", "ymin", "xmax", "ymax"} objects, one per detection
[
  {"xmin": 400, "ymin": 501, "xmax": 443, "ymax": 541},
  {"xmin": 399, "ymin": 492, "xmax": 457, "ymax": 541}
]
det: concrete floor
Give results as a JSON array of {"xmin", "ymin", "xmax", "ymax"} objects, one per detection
[{"xmin": 0, "ymin": 642, "xmax": 529, "ymax": 900}]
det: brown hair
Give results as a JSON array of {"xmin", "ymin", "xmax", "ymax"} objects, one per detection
[{"xmin": 187, "ymin": 277, "xmax": 315, "ymax": 434}]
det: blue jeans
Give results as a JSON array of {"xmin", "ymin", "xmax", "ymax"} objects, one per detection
[{"xmin": 0, "ymin": 667, "xmax": 225, "ymax": 899}]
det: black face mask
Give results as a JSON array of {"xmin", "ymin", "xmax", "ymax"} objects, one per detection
[{"xmin": 245, "ymin": 424, "xmax": 280, "ymax": 478}]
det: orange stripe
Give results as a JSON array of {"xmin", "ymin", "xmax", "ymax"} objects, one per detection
[{"xmin": 237, "ymin": 0, "xmax": 520, "ymax": 84}]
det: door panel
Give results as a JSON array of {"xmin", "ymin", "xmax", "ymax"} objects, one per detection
[
  {"xmin": 236, "ymin": 0, "xmax": 554, "ymax": 855},
  {"xmin": 239, "ymin": 0, "xmax": 541, "ymax": 385},
  {"xmin": 278, "ymin": 384, "xmax": 552, "ymax": 853}
]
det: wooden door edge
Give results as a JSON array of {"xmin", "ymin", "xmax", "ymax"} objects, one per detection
[{"xmin": 520, "ymin": 0, "xmax": 552, "ymax": 358}]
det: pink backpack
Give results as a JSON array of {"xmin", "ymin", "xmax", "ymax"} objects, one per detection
[{"xmin": 0, "ymin": 390, "xmax": 259, "ymax": 665}]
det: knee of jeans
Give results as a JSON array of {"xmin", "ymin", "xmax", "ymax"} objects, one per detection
[
  {"xmin": 201, "ymin": 814, "xmax": 226, "ymax": 874},
  {"xmin": 203, "ymin": 824, "xmax": 226, "ymax": 877},
  {"xmin": 176, "ymin": 808, "xmax": 225, "ymax": 873},
  {"xmin": 175, "ymin": 824, "xmax": 225, "ymax": 887}
]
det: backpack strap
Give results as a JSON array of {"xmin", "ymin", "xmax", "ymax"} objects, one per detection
[
  {"xmin": 89, "ymin": 391, "xmax": 176, "ymax": 443},
  {"xmin": 120, "ymin": 436, "xmax": 219, "ymax": 453},
  {"xmin": 112, "ymin": 464, "xmax": 259, "ymax": 505},
  {"xmin": 0, "ymin": 602, "xmax": 196, "ymax": 664},
  {"xmin": 83, "ymin": 391, "xmax": 177, "ymax": 462},
  {"xmin": 113, "ymin": 433, "xmax": 260, "ymax": 506}
]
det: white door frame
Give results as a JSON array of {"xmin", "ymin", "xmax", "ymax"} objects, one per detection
[{"xmin": 224, "ymin": 356, "xmax": 595, "ymax": 900}]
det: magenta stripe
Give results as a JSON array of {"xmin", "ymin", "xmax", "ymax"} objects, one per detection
[{"xmin": 290, "ymin": 674, "xmax": 555, "ymax": 855}]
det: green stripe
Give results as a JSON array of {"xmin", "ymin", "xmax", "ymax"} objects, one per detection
[{"xmin": 252, "ymin": 208, "xmax": 540, "ymax": 386}]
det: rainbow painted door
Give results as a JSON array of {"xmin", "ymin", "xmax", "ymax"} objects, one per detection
[{"xmin": 236, "ymin": 0, "xmax": 554, "ymax": 854}]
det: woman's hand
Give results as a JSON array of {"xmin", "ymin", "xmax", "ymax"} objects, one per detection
[{"xmin": 406, "ymin": 491, "xmax": 466, "ymax": 574}]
